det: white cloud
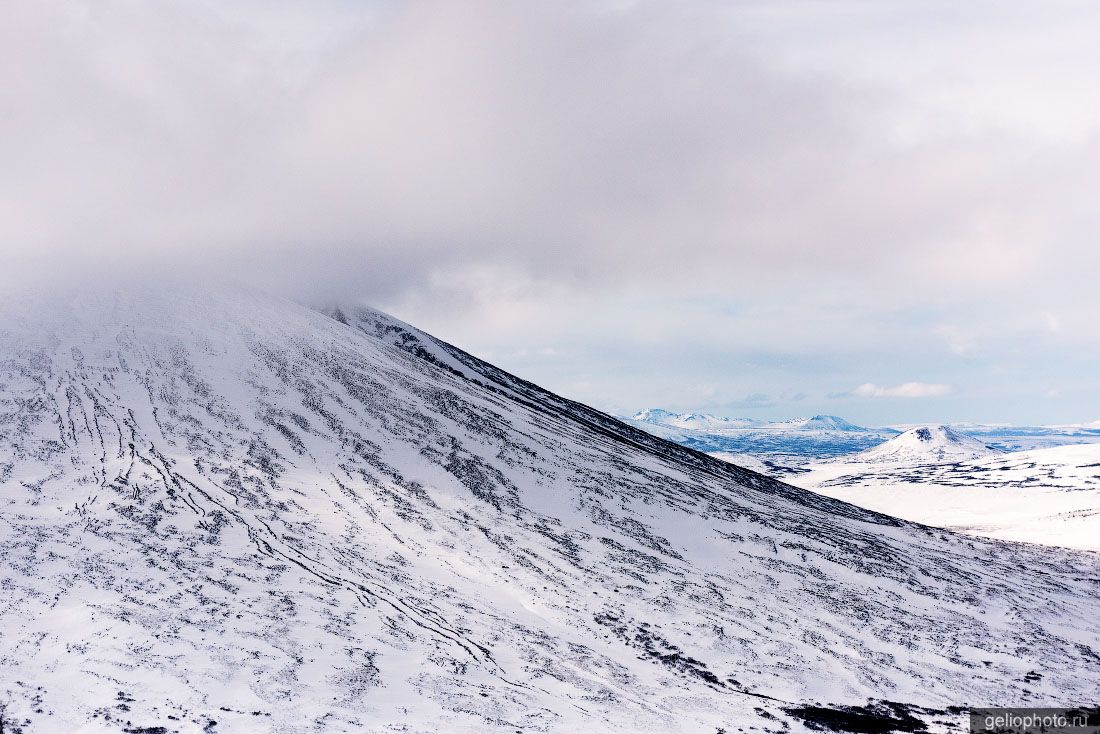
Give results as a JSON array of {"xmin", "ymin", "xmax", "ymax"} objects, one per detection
[
  {"xmin": 4, "ymin": 0, "xmax": 1100, "ymax": 302},
  {"xmin": 0, "ymin": 0, "xmax": 1097, "ymax": 422},
  {"xmin": 852, "ymin": 383, "xmax": 953, "ymax": 399},
  {"xmin": 935, "ymin": 325, "xmax": 978, "ymax": 356}
]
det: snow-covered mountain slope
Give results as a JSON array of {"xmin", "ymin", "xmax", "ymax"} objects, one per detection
[
  {"xmin": 798, "ymin": 443, "xmax": 1100, "ymax": 550},
  {"xmin": 701, "ymin": 452, "xmax": 805, "ymax": 479},
  {"xmin": 846, "ymin": 426, "xmax": 1000, "ymax": 465},
  {"xmin": 3, "ymin": 289, "xmax": 1100, "ymax": 733}
]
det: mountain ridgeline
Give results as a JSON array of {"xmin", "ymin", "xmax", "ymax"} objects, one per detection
[
  {"xmin": 1, "ymin": 289, "xmax": 1098, "ymax": 733},
  {"xmin": 624, "ymin": 409, "xmax": 897, "ymax": 461}
]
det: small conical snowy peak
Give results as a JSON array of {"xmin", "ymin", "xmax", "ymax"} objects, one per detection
[{"xmin": 856, "ymin": 425, "xmax": 1000, "ymax": 464}]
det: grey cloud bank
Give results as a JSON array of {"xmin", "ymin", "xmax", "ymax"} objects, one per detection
[{"xmin": 2, "ymin": 0, "xmax": 1098, "ymax": 424}]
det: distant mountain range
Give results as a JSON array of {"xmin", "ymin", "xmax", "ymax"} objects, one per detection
[
  {"xmin": 631, "ymin": 409, "xmax": 876, "ymax": 433},
  {"xmin": 624, "ymin": 410, "xmax": 898, "ymax": 464},
  {"xmin": 625, "ymin": 408, "xmax": 1100, "ymax": 461}
]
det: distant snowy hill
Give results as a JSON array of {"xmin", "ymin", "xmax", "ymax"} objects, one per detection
[
  {"xmin": 631, "ymin": 409, "xmax": 761, "ymax": 430},
  {"xmin": 781, "ymin": 415, "xmax": 868, "ymax": 431},
  {"xmin": 846, "ymin": 426, "xmax": 1001, "ymax": 465},
  {"xmin": 2, "ymin": 289, "xmax": 1100, "ymax": 732},
  {"xmin": 894, "ymin": 422, "xmax": 1100, "ymax": 452}
]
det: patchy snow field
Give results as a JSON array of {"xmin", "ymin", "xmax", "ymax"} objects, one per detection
[
  {"xmin": 2, "ymin": 289, "xmax": 1099, "ymax": 733},
  {"xmin": 797, "ymin": 442, "xmax": 1100, "ymax": 551}
]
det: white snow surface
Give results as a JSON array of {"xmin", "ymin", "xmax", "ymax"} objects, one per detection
[
  {"xmin": 1, "ymin": 288, "xmax": 1099, "ymax": 733},
  {"xmin": 799, "ymin": 442, "xmax": 1100, "ymax": 551}
]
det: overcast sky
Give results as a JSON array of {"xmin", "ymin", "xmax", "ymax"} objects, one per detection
[{"xmin": 3, "ymin": 0, "xmax": 1099, "ymax": 425}]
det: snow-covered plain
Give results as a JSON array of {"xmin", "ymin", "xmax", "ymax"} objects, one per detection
[
  {"xmin": 797, "ymin": 436, "xmax": 1100, "ymax": 551},
  {"xmin": 2, "ymin": 289, "xmax": 1100, "ymax": 733},
  {"xmin": 632, "ymin": 416, "xmax": 1100, "ymax": 549}
]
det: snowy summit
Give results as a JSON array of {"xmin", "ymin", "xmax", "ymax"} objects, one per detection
[{"xmin": 853, "ymin": 425, "xmax": 1001, "ymax": 464}]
